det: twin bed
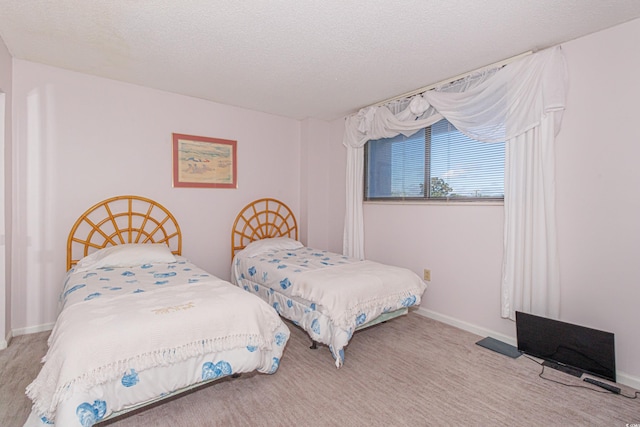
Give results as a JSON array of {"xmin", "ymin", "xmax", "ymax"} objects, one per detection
[
  {"xmin": 230, "ymin": 198, "xmax": 427, "ymax": 368},
  {"xmin": 25, "ymin": 195, "xmax": 426, "ymax": 426}
]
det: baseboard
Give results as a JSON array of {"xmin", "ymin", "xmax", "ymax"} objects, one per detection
[
  {"xmin": 12, "ymin": 322, "xmax": 55, "ymax": 337},
  {"xmin": 617, "ymin": 372, "xmax": 640, "ymax": 391},
  {"xmin": 0, "ymin": 330, "xmax": 11, "ymax": 350},
  {"xmin": 414, "ymin": 307, "xmax": 516, "ymax": 346},
  {"xmin": 414, "ymin": 307, "xmax": 640, "ymax": 391}
]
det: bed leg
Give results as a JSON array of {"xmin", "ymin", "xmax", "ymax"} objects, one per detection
[{"xmin": 310, "ymin": 340, "xmax": 318, "ymax": 350}]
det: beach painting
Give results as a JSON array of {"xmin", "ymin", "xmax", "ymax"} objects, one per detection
[{"xmin": 172, "ymin": 133, "xmax": 237, "ymax": 188}]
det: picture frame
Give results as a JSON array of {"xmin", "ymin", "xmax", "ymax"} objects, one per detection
[{"xmin": 172, "ymin": 133, "xmax": 237, "ymax": 189}]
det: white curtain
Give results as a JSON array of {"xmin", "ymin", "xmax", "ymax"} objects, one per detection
[{"xmin": 342, "ymin": 46, "xmax": 567, "ymax": 319}]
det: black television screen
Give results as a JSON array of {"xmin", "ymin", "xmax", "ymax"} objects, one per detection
[{"xmin": 515, "ymin": 311, "xmax": 616, "ymax": 382}]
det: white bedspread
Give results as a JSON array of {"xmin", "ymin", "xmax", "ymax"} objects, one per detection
[
  {"xmin": 293, "ymin": 260, "xmax": 426, "ymax": 329},
  {"xmin": 27, "ymin": 277, "xmax": 283, "ymax": 422}
]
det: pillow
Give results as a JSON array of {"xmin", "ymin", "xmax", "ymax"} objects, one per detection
[
  {"xmin": 74, "ymin": 243, "xmax": 177, "ymax": 272},
  {"xmin": 239, "ymin": 237, "xmax": 303, "ymax": 258}
]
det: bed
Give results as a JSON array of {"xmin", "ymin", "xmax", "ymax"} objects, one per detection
[
  {"xmin": 24, "ymin": 195, "xmax": 290, "ymax": 427},
  {"xmin": 230, "ymin": 198, "xmax": 427, "ymax": 368}
]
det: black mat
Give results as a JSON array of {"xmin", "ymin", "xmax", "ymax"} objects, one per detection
[{"xmin": 475, "ymin": 336, "xmax": 521, "ymax": 358}]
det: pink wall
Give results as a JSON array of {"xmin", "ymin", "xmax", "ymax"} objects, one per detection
[
  {"xmin": 0, "ymin": 34, "xmax": 12, "ymax": 348},
  {"xmin": 300, "ymin": 117, "xmax": 346, "ymax": 253},
  {"xmin": 10, "ymin": 61, "xmax": 302, "ymax": 332},
  {"xmin": 342, "ymin": 19, "xmax": 640, "ymax": 386},
  {"xmin": 555, "ymin": 19, "xmax": 640, "ymax": 385}
]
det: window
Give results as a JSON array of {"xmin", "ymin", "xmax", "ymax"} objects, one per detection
[{"xmin": 364, "ymin": 118, "xmax": 504, "ymax": 201}]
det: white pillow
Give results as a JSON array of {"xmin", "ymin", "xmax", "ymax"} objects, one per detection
[
  {"xmin": 239, "ymin": 237, "xmax": 303, "ymax": 258},
  {"xmin": 74, "ymin": 243, "xmax": 177, "ymax": 272}
]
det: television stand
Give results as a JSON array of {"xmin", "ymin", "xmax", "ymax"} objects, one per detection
[{"xmin": 542, "ymin": 360, "xmax": 583, "ymax": 378}]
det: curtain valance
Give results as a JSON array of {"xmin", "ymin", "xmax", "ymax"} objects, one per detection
[{"xmin": 344, "ymin": 46, "xmax": 566, "ymax": 149}]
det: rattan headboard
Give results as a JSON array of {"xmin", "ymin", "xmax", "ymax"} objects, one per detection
[
  {"xmin": 231, "ymin": 198, "xmax": 298, "ymax": 259},
  {"xmin": 66, "ymin": 195, "xmax": 182, "ymax": 270}
]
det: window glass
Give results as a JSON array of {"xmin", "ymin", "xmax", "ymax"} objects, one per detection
[{"xmin": 364, "ymin": 119, "xmax": 504, "ymax": 201}]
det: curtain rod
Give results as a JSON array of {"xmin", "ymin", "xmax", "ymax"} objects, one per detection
[{"xmin": 370, "ymin": 50, "xmax": 533, "ymax": 108}]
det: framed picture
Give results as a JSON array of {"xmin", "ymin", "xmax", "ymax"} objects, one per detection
[{"xmin": 172, "ymin": 133, "xmax": 237, "ymax": 188}]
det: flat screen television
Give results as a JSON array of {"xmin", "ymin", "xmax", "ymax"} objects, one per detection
[{"xmin": 515, "ymin": 311, "xmax": 616, "ymax": 382}]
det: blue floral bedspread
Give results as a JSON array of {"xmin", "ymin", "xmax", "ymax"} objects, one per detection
[{"xmin": 232, "ymin": 246, "xmax": 426, "ymax": 367}]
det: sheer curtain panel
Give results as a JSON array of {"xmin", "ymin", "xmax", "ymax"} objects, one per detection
[{"xmin": 342, "ymin": 46, "xmax": 567, "ymax": 319}]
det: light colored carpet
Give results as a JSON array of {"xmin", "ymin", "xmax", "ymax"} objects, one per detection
[{"xmin": 1, "ymin": 314, "xmax": 638, "ymax": 426}]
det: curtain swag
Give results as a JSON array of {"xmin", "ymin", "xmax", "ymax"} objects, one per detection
[{"xmin": 342, "ymin": 46, "xmax": 567, "ymax": 320}]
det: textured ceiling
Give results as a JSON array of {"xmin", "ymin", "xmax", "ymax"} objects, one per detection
[{"xmin": 1, "ymin": 1, "xmax": 640, "ymax": 120}]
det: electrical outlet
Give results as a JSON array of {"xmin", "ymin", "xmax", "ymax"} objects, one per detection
[{"xmin": 423, "ymin": 269, "xmax": 431, "ymax": 282}]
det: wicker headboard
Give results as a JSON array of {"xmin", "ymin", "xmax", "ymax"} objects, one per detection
[
  {"xmin": 66, "ymin": 195, "xmax": 182, "ymax": 270},
  {"xmin": 231, "ymin": 198, "xmax": 298, "ymax": 259}
]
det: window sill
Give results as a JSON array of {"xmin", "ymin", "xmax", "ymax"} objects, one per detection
[{"xmin": 364, "ymin": 200, "xmax": 503, "ymax": 207}]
